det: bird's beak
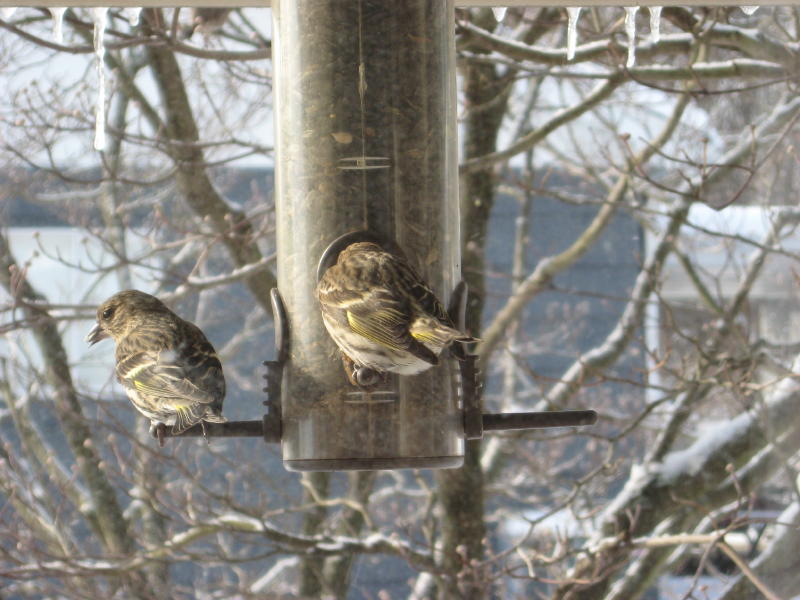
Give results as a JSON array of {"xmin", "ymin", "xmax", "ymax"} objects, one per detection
[{"xmin": 85, "ymin": 323, "xmax": 109, "ymax": 346}]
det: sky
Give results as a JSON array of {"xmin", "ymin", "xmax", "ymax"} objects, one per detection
[
  {"xmin": 0, "ymin": 5, "xmax": 727, "ymax": 174},
  {"xmin": 0, "ymin": 7, "xmax": 274, "ymax": 169}
]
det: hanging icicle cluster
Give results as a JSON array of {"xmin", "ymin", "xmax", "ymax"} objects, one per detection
[
  {"xmin": 16, "ymin": 5, "xmax": 764, "ymax": 149},
  {"xmin": 34, "ymin": 8, "xmax": 140, "ymax": 152},
  {"xmin": 565, "ymin": 5, "xmax": 658, "ymax": 65},
  {"xmin": 91, "ymin": 8, "xmax": 108, "ymax": 152},
  {"xmin": 623, "ymin": 6, "xmax": 639, "ymax": 67},
  {"xmin": 124, "ymin": 7, "xmax": 143, "ymax": 26},
  {"xmin": 48, "ymin": 8, "xmax": 67, "ymax": 44},
  {"xmin": 563, "ymin": 5, "xmax": 760, "ymax": 65},
  {"xmin": 566, "ymin": 7, "xmax": 581, "ymax": 61}
]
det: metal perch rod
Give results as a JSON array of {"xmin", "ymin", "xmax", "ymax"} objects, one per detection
[
  {"xmin": 168, "ymin": 420, "xmax": 267, "ymax": 438},
  {"xmin": 482, "ymin": 410, "xmax": 597, "ymax": 431},
  {"xmin": 167, "ymin": 410, "xmax": 598, "ymax": 439}
]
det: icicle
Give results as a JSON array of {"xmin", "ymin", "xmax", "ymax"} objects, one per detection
[
  {"xmin": 648, "ymin": 6, "xmax": 662, "ymax": 44},
  {"xmin": 624, "ymin": 6, "xmax": 639, "ymax": 68},
  {"xmin": 741, "ymin": 6, "xmax": 759, "ymax": 15},
  {"xmin": 49, "ymin": 8, "xmax": 67, "ymax": 44},
  {"xmin": 492, "ymin": 7, "xmax": 506, "ymax": 23},
  {"xmin": 566, "ymin": 7, "xmax": 581, "ymax": 61},
  {"xmin": 124, "ymin": 8, "xmax": 142, "ymax": 26},
  {"xmin": 91, "ymin": 8, "xmax": 108, "ymax": 152},
  {"xmin": 1, "ymin": 7, "xmax": 18, "ymax": 19}
]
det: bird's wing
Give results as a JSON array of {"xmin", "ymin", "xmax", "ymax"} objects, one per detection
[
  {"xmin": 320, "ymin": 260, "xmax": 439, "ymax": 366},
  {"xmin": 116, "ymin": 347, "xmax": 221, "ymax": 406},
  {"xmin": 344, "ymin": 299, "xmax": 410, "ymax": 352},
  {"xmin": 345, "ymin": 300, "xmax": 438, "ymax": 366},
  {"xmin": 387, "ymin": 254, "xmax": 455, "ymax": 325}
]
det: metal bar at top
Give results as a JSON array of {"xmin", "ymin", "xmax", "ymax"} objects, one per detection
[{"xmin": 0, "ymin": 2, "xmax": 787, "ymax": 8}]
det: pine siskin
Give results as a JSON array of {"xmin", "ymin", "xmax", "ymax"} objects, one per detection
[
  {"xmin": 317, "ymin": 241, "xmax": 474, "ymax": 387},
  {"xmin": 86, "ymin": 290, "xmax": 226, "ymax": 446}
]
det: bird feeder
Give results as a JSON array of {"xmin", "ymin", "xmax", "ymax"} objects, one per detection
[
  {"xmin": 271, "ymin": 0, "xmax": 463, "ymax": 470},
  {"xmin": 169, "ymin": 0, "xmax": 597, "ymax": 469}
]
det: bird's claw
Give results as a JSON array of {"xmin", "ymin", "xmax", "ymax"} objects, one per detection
[
  {"xmin": 149, "ymin": 422, "xmax": 168, "ymax": 448},
  {"xmin": 355, "ymin": 366, "xmax": 381, "ymax": 387},
  {"xmin": 341, "ymin": 354, "xmax": 383, "ymax": 389},
  {"xmin": 342, "ymin": 354, "xmax": 359, "ymax": 386}
]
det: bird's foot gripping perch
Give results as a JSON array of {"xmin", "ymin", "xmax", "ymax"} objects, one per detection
[{"xmin": 341, "ymin": 354, "xmax": 384, "ymax": 389}]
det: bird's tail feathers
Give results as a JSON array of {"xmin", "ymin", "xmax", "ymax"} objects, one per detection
[
  {"xmin": 411, "ymin": 317, "xmax": 477, "ymax": 348},
  {"xmin": 170, "ymin": 404, "xmax": 226, "ymax": 435},
  {"xmin": 203, "ymin": 411, "xmax": 227, "ymax": 424}
]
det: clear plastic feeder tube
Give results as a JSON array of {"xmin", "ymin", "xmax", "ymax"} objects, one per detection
[{"xmin": 272, "ymin": 0, "xmax": 462, "ymax": 470}]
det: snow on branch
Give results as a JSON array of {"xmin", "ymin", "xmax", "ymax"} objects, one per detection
[
  {"xmin": 557, "ymin": 361, "xmax": 800, "ymax": 600},
  {"xmin": 689, "ymin": 94, "xmax": 800, "ymax": 199},
  {"xmin": 600, "ymin": 354, "xmax": 800, "ymax": 539},
  {"xmin": 476, "ymin": 90, "xmax": 691, "ymax": 371},
  {"xmin": 646, "ymin": 209, "xmax": 795, "ymax": 466},
  {"xmin": 719, "ymin": 502, "xmax": 800, "ymax": 600},
  {"xmin": 627, "ymin": 59, "xmax": 787, "ymax": 82},
  {"xmin": 545, "ymin": 94, "xmax": 800, "ymax": 600},
  {"xmin": 1, "ymin": 511, "xmax": 435, "ymax": 579},
  {"xmin": 544, "ymin": 201, "xmax": 690, "ymax": 410}
]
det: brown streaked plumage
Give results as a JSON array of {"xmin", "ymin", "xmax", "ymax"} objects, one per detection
[
  {"xmin": 317, "ymin": 242, "xmax": 474, "ymax": 386},
  {"xmin": 86, "ymin": 290, "xmax": 226, "ymax": 445}
]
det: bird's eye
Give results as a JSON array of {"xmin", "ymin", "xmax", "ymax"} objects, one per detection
[{"xmin": 102, "ymin": 307, "xmax": 114, "ymax": 320}]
